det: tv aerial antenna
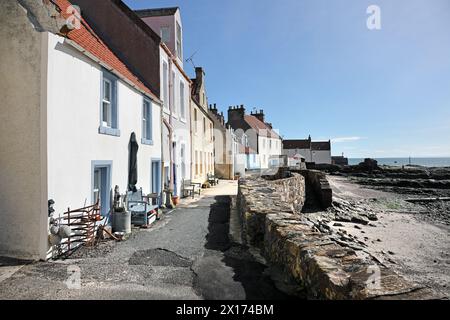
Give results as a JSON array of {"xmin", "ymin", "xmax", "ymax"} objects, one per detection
[{"xmin": 186, "ymin": 50, "xmax": 198, "ymax": 69}]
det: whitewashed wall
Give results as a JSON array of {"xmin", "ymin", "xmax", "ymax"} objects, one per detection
[
  {"xmin": 159, "ymin": 46, "xmax": 191, "ymax": 196},
  {"xmin": 46, "ymin": 33, "xmax": 161, "ymax": 221},
  {"xmin": 258, "ymin": 136, "xmax": 282, "ymax": 169}
]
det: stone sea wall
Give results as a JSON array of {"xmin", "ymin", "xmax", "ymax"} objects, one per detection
[
  {"xmin": 237, "ymin": 173, "xmax": 437, "ymax": 299},
  {"xmin": 298, "ymin": 169, "xmax": 333, "ymax": 208},
  {"xmin": 237, "ymin": 173, "xmax": 304, "ymax": 248}
]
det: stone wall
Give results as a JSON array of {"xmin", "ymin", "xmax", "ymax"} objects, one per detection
[
  {"xmin": 237, "ymin": 174, "xmax": 438, "ymax": 299},
  {"xmin": 298, "ymin": 170, "xmax": 332, "ymax": 208},
  {"xmin": 237, "ymin": 173, "xmax": 305, "ymax": 248}
]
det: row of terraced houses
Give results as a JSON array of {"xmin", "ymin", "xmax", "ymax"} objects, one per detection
[{"xmin": 0, "ymin": 0, "xmax": 331, "ymax": 260}]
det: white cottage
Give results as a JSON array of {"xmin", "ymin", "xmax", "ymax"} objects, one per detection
[
  {"xmin": 0, "ymin": 0, "xmax": 162, "ymax": 260},
  {"xmin": 283, "ymin": 137, "xmax": 332, "ymax": 165},
  {"xmin": 136, "ymin": 7, "xmax": 192, "ymax": 198}
]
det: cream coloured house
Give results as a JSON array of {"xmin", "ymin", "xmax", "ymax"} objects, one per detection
[{"xmin": 190, "ymin": 68, "xmax": 215, "ymax": 184}]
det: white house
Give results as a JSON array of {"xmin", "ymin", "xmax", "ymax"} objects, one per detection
[
  {"xmin": 0, "ymin": 0, "xmax": 162, "ymax": 260},
  {"xmin": 136, "ymin": 7, "xmax": 192, "ymax": 198},
  {"xmin": 283, "ymin": 136, "xmax": 332, "ymax": 165},
  {"xmin": 227, "ymin": 106, "xmax": 282, "ymax": 170}
]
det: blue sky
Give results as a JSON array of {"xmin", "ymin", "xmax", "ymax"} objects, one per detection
[{"xmin": 125, "ymin": 0, "xmax": 450, "ymax": 158}]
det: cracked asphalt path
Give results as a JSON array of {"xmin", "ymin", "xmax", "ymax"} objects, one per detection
[{"xmin": 0, "ymin": 180, "xmax": 295, "ymax": 300}]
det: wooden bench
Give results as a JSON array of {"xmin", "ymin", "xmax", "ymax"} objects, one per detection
[
  {"xmin": 182, "ymin": 179, "xmax": 202, "ymax": 198},
  {"xmin": 207, "ymin": 173, "xmax": 219, "ymax": 186}
]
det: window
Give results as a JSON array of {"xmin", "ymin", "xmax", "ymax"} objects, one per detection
[
  {"xmin": 163, "ymin": 61, "xmax": 169, "ymax": 112},
  {"xmin": 160, "ymin": 26, "xmax": 170, "ymax": 43},
  {"xmin": 210, "ymin": 153, "xmax": 213, "ymax": 171},
  {"xmin": 210, "ymin": 123, "xmax": 213, "ymax": 142},
  {"xmin": 195, "ymin": 151, "xmax": 199, "ymax": 175},
  {"xmin": 176, "ymin": 22, "xmax": 182, "ymax": 60},
  {"xmin": 181, "ymin": 144, "xmax": 186, "ymax": 179},
  {"xmin": 180, "ymin": 81, "xmax": 185, "ymax": 120},
  {"xmin": 102, "ymin": 78, "xmax": 112, "ymax": 127},
  {"xmin": 142, "ymin": 98, "xmax": 152, "ymax": 145},
  {"xmin": 171, "ymin": 71, "xmax": 176, "ymax": 115},
  {"xmin": 203, "ymin": 117, "xmax": 206, "ymax": 135},
  {"xmin": 99, "ymin": 70, "xmax": 119, "ymax": 136},
  {"xmin": 262, "ymin": 138, "xmax": 266, "ymax": 149},
  {"xmin": 269, "ymin": 139, "xmax": 272, "ymax": 149},
  {"xmin": 194, "ymin": 109, "xmax": 198, "ymax": 133}
]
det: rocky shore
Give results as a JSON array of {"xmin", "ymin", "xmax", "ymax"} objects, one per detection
[
  {"xmin": 329, "ymin": 160, "xmax": 450, "ymax": 226},
  {"xmin": 300, "ymin": 160, "xmax": 450, "ymax": 297}
]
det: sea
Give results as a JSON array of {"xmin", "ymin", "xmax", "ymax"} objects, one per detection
[{"xmin": 348, "ymin": 157, "xmax": 450, "ymax": 168}]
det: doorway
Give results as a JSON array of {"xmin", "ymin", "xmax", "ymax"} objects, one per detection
[
  {"xmin": 151, "ymin": 159, "xmax": 161, "ymax": 195},
  {"xmin": 92, "ymin": 161, "xmax": 112, "ymax": 216}
]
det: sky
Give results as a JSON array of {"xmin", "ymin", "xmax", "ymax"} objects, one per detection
[{"xmin": 125, "ymin": 0, "xmax": 450, "ymax": 158}]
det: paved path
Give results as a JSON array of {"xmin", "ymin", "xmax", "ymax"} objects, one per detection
[{"xmin": 0, "ymin": 180, "xmax": 294, "ymax": 300}]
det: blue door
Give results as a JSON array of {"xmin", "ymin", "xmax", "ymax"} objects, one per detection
[{"xmin": 152, "ymin": 160, "xmax": 161, "ymax": 195}]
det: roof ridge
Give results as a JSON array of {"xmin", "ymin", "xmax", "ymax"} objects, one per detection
[{"xmin": 52, "ymin": 0, "xmax": 160, "ymax": 102}]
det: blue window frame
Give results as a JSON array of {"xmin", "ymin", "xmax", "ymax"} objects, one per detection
[
  {"xmin": 99, "ymin": 70, "xmax": 120, "ymax": 137},
  {"xmin": 142, "ymin": 97, "xmax": 153, "ymax": 145}
]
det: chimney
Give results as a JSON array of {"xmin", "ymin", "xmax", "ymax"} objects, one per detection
[
  {"xmin": 195, "ymin": 67, "xmax": 205, "ymax": 83},
  {"xmin": 228, "ymin": 105, "xmax": 245, "ymax": 125},
  {"xmin": 251, "ymin": 109, "xmax": 265, "ymax": 123}
]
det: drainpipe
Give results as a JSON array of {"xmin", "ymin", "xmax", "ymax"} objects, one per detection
[
  {"xmin": 160, "ymin": 99, "xmax": 164, "ymax": 204},
  {"xmin": 189, "ymin": 95, "xmax": 194, "ymax": 182},
  {"xmin": 168, "ymin": 60, "xmax": 174, "ymax": 193}
]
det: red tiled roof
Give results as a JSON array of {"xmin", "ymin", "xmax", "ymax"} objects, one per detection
[
  {"xmin": 53, "ymin": 0, "xmax": 159, "ymax": 102},
  {"xmin": 244, "ymin": 115, "xmax": 280, "ymax": 139}
]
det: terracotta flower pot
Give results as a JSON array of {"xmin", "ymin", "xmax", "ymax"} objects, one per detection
[{"xmin": 172, "ymin": 196, "xmax": 180, "ymax": 205}]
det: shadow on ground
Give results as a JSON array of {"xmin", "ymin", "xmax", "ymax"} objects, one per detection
[{"xmin": 204, "ymin": 195, "xmax": 297, "ymax": 300}]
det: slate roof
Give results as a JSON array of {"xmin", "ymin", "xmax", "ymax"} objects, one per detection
[
  {"xmin": 134, "ymin": 7, "xmax": 179, "ymax": 18},
  {"xmin": 311, "ymin": 141, "xmax": 331, "ymax": 151},
  {"xmin": 283, "ymin": 139, "xmax": 311, "ymax": 149},
  {"xmin": 53, "ymin": 0, "xmax": 159, "ymax": 102}
]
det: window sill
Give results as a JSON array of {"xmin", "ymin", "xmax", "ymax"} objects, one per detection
[
  {"xmin": 141, "ymin": 138, "xmax": 154, "ymax": 146},
  {"xmin": 99, "ymin": 126, "xmax": 120, "ymax": 137}
]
